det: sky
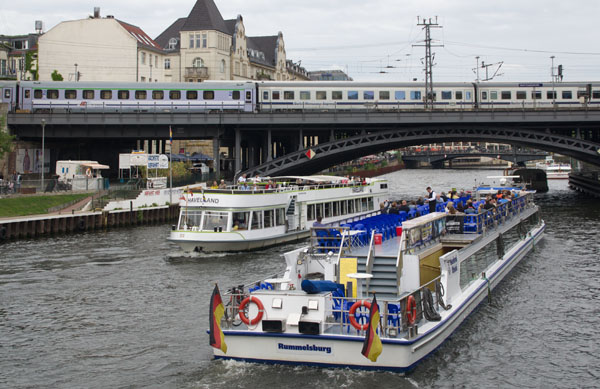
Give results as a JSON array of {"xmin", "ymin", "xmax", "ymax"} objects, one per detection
[{"xmin": 1, "ymin": 0, "xmax": 599, "ymax": 82}]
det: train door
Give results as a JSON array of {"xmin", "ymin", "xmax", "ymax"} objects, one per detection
[
  {"xmin": 20, "ymin": 86, "xmax": 33, "ymax": 111},
  {"xmin": 244, "ymin": 89, "xmax": 254, "ymax": 112},
  {"xmin": 1, "ymin": 85, "xmax": 14, "ymax": 110}
]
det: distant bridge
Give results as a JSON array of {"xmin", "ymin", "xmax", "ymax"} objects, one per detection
[{"xmin": 400, "ymin": 150, "xmax": 548, "ymax": 168}]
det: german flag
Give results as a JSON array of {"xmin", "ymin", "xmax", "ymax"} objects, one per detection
[
  {"xmin": 361, "ymin": 295, "xmax": 383, "ymax": 362},
  {"xmin": 209, "ymin": 284, "xmax": 227, "ymax": 353}
]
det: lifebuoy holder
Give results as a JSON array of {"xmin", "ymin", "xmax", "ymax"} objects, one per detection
[
  {"xmin": 85, "ymin": 168, "xmax": 92, "ymax": 178},
  {"xmin": 238, "ymin": 296, "xmax": 264, "ymax": 326},
  {"xmin": 406, "ymin": 295, "xmax": 417, "ymax": 325},
  {"xmin": 349, "ymin": 300, "xmax": 372, "ymax": 331}
]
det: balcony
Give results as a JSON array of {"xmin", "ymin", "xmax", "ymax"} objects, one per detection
[{"xmin": 185, "ymin": 66, "xmax": 209, "ymax": 80}]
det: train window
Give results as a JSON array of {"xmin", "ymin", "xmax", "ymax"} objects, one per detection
[
  {"xmin": 455, "ymin": 91, "xmax": 463, "ymax": 100},
  {"xmin": 4, "ymin": 89, "xmax": 10, "ymax": 98},
  {"xmin": 186, "ymin": 91, "xmax": 198, "ymax": 100},
  {"xmin": 24, "ymin": 90, "xmax": 30, "ymax": 98},
  {"xmin": 262, "ymin": 91, "xmax": 269, "ymax": 100},
  {"xmin": 135, "ymin": 90, "xmax": 147, "ymax": 99},
  {"xmin": 481, "ymin": 91, "xmax": 487, "ymax": 100},
  {"xmin": 34, "ymin": 89, "xmax": 43, "ymax": 99},
  {"xmin": 47, "ymin": 90, "xmax": 59, "ymax": 99},
  {"xmin": 561, "ymin": 91, "xmax": 572, "ymax": 99},
  {"xmin": 246, "ymin": 91, "xmax": 252, "ymax": 101},
  {"xmin": 348, "ymin": 91, "xmax": 358, "ymax": 100},
  {"xmin": 516, "ymin": 91, "xmax": 526, "ymax": 99},
  {"xmin": 490, "ymin": 91, "xmax": 498, "ymax": 100},
  {"xmin": 593, "ymin": 91, "xmax": 600, "ymax": 99},
  {"xmin": 410, "ymin": 91, "xmax": 421, "ymax": 100},
  {"xmin": 332, "ymin": 91, "xmax": 342, "ymax": 100},
  {"xmin": 465, "ymin": 91, "xmax": 471, "ymax": 100},
  {"xmin": 169, "ymin": 91, "xmax": 181, "ymax": 100},
  {"xmin": 363, "ymin": 91, "xmax": 374, "ymax": 100},
  {"xmin": 118, "ymin": 90, "xmax": 130, "ymax": 100},
  {"xmin": 64, "ymin": 90, "xmax": 77, "ymax": 99},
  {"xmin": 83, "ymin": 90, "xmax": 94, "ymax": 99},
  {"xmin": 532, "ymin": 91, "xmax": 542, "ymax": 100},
  {"xmin": 501, "ymin": 91, "xmax": 511, "ymax": 100},
  {"xmin": 100, "ymin": 90, "xmax": 112, "ymax": 99},
  {"xmin": 441, "ymin": 91, "xmax": 452, "ymax": 100},
  {"xmin": 203, "ymin": 91, "xmax": 214, "ymax": 100},
  {"xmin": 547, "ymin": 91, "xmax": 556, "ymax": 99},
  {"xmin": 233, "ymin": 91, "xmax": 241, "ymax": 100},
  {"xmin": 395, "ymin": 91, "xmax": 406, "ymax": 100},
  {"xmin": 153, "ymin": 90, "xmax": 164, "ymax": 100},
  {"xmin": 300, "ymin": 91, "xmax": 310, "ymax": 100},
  {"xmin": 284, "ymin": 91, "xmax": 295, "ymax": 100},
  {"xmin": 316, "ymin": 91, "xmax": 327, "ymax": 100},
  {"xmin": 272, "ymin": 91, "xmax": 280, "ymax": 100},
  {"xmin": 379, "ymin": 91, "xmax": 390, "ymax": 100}
]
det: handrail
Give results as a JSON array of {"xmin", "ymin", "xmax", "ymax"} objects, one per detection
[
  {"xmin": 395, "ymin": 229, "xmax": 406, "ymax": 285},
  {"xmin": 364, "ymin": 230, "xmax": 376, "ymax": 290}
]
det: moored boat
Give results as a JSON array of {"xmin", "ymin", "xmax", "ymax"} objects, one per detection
[
  {"xmin": 208, "ymin": 187, "xmax": 545, "ymax": 372},
  {"xmin": 536, "ymin": 157, "xmax": 571, "ymax": 179}
]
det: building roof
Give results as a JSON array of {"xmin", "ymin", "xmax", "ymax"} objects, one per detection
[
  {"xmin": 155, "ymin": 17, "xmax": 187, "ymax": 51},
  {"xmin": 181, "ymin": 0, "xmax": 228, "ymax": 34},
  {"xmin": 247, "ymin": 36, "xmax": 278, "ymax": 67},
  {"xmin": 223, "ymin": 19, "xmax": 237, "ymax": 36},
  {"xmin": 117, "ymin": 20, "xmax": 161, "ymax": 50}
]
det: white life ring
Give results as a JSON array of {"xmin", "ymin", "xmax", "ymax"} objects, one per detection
[{"xmin": 85, "ymin": 168, "xmax": 92, "ymax": 177}]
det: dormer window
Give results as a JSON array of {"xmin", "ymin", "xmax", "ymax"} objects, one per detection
[{"xmin": 168, "ymin": 38, "xmax": 177, "ymax": 50}]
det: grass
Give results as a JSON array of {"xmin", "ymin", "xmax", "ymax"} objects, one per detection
[{"xmin": 0, "ymin": 194, "xmax": 90, "ymax": 218}]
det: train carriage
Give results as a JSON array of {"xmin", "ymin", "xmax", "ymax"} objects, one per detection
[{"xmin": 0, "ymin": 81, "xmax": 17, "ymax": 111}]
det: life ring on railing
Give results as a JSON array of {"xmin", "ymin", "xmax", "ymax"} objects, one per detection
[
  {"xmin": 238, "ymin": 296, "xmax": 265, "ymax": 326},
  {"xmin": 406, "ymin": 295, "xmax": 417, "ymax": 325},
  {"xmin": 85, "ymin": 168, "xmax": 92, "ymax": 178},
  {"xmin": 349, "ymin": 300, "xmax": 371, "ymax": 331}
]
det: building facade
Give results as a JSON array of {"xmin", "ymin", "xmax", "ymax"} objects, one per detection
[{"xmin": 0, "ymin": 33, "xmax": 41, "ymax": 80}]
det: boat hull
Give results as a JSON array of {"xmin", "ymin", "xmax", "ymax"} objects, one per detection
[{"xmin": 169, "ymin": 230, "xmax": 311, "ymax": 252}]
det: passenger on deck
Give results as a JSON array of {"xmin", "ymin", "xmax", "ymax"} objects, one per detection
[
  {"xmin": 210, "ymin": 181, "xmax": 219, "ymax": 189},
  {"xmin": 313, "ymin": 216, "xmax": 325, "ymax": 228},
  {"xmin": 465, "ymin": 201, "xmax": 476, "ymax": 214},
  {"xmin": 389, "ymin": 202, "xmax": 399, "ymax": 214},
  {"xmin": 218, "ymin": 179, "xmax": 227, "ymax": 189},
  {"xmin": 380, "ymin": 201, "xmax": 390, "ymax": 214},
  {"xmin": 398, "ymin": 200, "xmax": 410, "ymax": 213},
  {"xmin": 456, "ymin": 201, "xmax": 465, "ymax": 213},
  {"xmin": 425, "ymin": 187, "xmax": 437, "ymax": 213},
  {"xmin": 440, "ymin": 192, "xmax": 449, "ymax": 202},
  {"xmin": 445, "ymin": 202, "xmax": 458, "ymax": 214},
  {"xmin": 416, "ymin": 196, "xmax": 425, "ymax": 206},
  {"xmin": 237, "ymin": 173, "xmax": 247, "ymax": 185},
  {"xmin": 409, "ymin": 200, "xmax": 418, "ymax": 210}
]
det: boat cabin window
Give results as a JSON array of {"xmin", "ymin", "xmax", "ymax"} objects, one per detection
[
  {"xmin": 324, "ymin": 202, "xmax": 332, "ymax": 218},
  {"xmin": 347, "ymin": 199, "xmax": 355, "ymax": 213},
  {"xmin": 179, "ymin": 210, "xmax": 202, "ymax": 230},
  {"xmin": 354, "ymin": 199, "xmax": 361, "ymax": 212},
  {"xmin": 251, "ymin": 210, "xmax": 263, "ymax": 230},
  {"xmin": 264, "ymin": 209, "xmax": 274, "ymax": 228},
  {"xmin": 202, "ymin": 211, "xmax": 228, "ymax": 231},
  {"xmin": 232, "ymin": 211, "xmax": 249, "ymax": 230},
  {"xmin": 307, "ymin": 204, "xmax": 316, "ymax": 221},
  {"xmin": 341, "ymin": 201, "xmax": 347, "ymax": 215},
  {"xmin": 333, "ymin": 202, "xmax": 340, "ymax": 216},
  {"xmin": 275, "ymin": 208, "xmax": 285, "ymax": 226}
]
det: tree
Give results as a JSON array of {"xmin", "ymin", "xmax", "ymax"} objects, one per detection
[
  {"xmin": 51, "ymin": 70, "xmax": 64, "ymax": 81},
  {"xmin": 0, "ymin": 115, "xmax": 15, "ymax": 159},
  {"xmin": 25, "ymin": 51, "xmax": 39, "ymax": 80}
]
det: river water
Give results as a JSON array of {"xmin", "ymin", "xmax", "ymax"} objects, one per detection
[{"xmin": 1, "ymin": 169, "xmax": 599, "ymax": 388}]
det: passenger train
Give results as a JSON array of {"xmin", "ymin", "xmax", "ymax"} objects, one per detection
[{"xmin": 1, "ymin": 80, "xmax": 599, "ymax": 113}]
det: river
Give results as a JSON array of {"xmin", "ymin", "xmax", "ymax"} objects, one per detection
[{"xmin": 1, "ymin": 169, "xmax": 599, "ymax": 388}]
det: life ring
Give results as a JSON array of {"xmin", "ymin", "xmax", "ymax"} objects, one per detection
[
  {"xmin": 406, "ymin": 295, "xmax": 417, "ymax": 325},
  {"xmin": 238, "ymin": 296, "xmax": 264, "ymax": 326},
  {"xmin": 85, "ymin": 168, "xmax": 92, "ymax": 178},
  {"xmin": 349, "ymin": 300, "xmax": 371, "ymax": 331}
]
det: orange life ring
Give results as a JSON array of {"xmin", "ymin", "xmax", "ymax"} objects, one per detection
[
  {"xmin": 238, "ymin": 296, "xmax": 264, "ymax": 326},
  {"xmin": 349, "ymin": 300, "xmax": 371, "ymax": 331},
  {"xmin": 406, "ymin": 295, "xmax": 417, "ymax": 325},
  {"xmin": 85, "ymin": 168, "xmax": 92, "ymax": 177}
]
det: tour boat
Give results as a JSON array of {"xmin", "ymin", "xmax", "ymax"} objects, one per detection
[
  {"xmin": 169, "ymin": 176, "xmax": 389, "ymax": 252},
  {"xmin": 536, "ymin": 157, "xmax": 571, "ymax": 179},
  {"xmin": 209, "ymin": 188, "xmax": 545, "ymax": 373}
]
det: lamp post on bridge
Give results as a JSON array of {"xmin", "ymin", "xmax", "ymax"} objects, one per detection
[{"xmin": 40, "ymin": 119, "xmax": 46, "ymax": 192}]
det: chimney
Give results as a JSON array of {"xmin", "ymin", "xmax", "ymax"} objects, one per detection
[{"xmin": 93, "ymin": 7, "xmax": 100, "ymax": 18}]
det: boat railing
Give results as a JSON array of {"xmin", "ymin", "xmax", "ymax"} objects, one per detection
[
  {"xmin": 364, "ymin": 230, "xmax": 376, "ymax": 290},
  {"xmin": 311, "ymin": 226, "xmax": 354, "ymax": 254},
  {"xmin": 200, "ymin": 181, "xmax": 374, "ymax": 195}
]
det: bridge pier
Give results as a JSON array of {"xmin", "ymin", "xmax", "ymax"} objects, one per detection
[{"xmin": 235, "ymin": 128, "xmax": 241, "ymax": 174}]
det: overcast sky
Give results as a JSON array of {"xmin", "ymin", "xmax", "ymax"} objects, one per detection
[{"xmin": 1, "ymin": 0, "xmax": 599, "ymax": 82}]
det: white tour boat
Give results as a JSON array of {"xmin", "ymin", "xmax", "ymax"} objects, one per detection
[
  {"xmin": 209, "ymin": 188, "xmax": 545, "ymax": 373},
  {"xmin": 536, "ymin": 157, "xmax": 571, "ymax": 179},
  {"xmin": 169, "ymin": 176, "xmax": 389, "ymax": 252}
]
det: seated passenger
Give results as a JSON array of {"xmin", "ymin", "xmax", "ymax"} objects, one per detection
[
  {"xmin": 313, "ymin": 216, "xmax": 325, "ymax": 228},
  {"xmin": 398, "ymin": 200, "xmax": 410, "ymax": 213},
  {"xmin": 218, "ymin": 179, "xmax": 227, "ymax": 189},
  {"xmin": 445, "ymin": 202, "xmax": 458, "ymax": 215},
  {"xmin": 210, "ymin": 180, "xmax": 219, "ymax": 189}
]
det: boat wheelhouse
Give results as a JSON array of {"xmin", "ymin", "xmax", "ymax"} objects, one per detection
[
  {"xmin": 209, "ymin": 188, "xmax": 545, "ymax": 372},
  {"xmin": 169, "ymin": 176, "xmax": 389, "ymax": 252}
]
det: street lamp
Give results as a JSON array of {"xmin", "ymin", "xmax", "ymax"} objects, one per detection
[
  {"xmin": 74, "ymin": 63, "xmax": 78, "ymax": 82},
  {"xmin": 41, "ymin": 119, "xmax": 46, "ymax": 192}
]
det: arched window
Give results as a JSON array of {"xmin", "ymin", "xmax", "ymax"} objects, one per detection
[
  {"xmin": 168, "ymin": 38, "xmax": 177, "ymax": 50},
  {"xmin": 192, "ymin": 57, "xmax": 204, "ymax": 68},
  {"xmin": 220, "ymin": 59, "xmax": 225, "ymax": 73}
]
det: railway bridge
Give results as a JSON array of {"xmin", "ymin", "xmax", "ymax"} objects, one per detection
[{"xmin": 6, "ymin": 108, "xmax": 600, "ymax": 177}]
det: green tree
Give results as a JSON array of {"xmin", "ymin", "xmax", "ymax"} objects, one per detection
[
  {"xmin": 51, "ymin": 70, "xmax": 64, "ymax": 81},
  {"xmin": 0, "ymin": 115, "xmax": 15, "ymax": 158},
  {"xmin": 25, "ymin": 51, "xmax": 39, "ymax": 80}
]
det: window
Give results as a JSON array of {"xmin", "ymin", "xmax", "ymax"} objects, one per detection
[
  {"xmin": 195, "ymin": 34, "xmax": 201, "ymax": 48},
  {"xmin": 203, "ymin": 91, "xmax": 214, "ymax": 100},
  {"xmin": 272, "ymin": 91, "xmax": 280, "ymax": 100},
  {"xmin": 490, "ymin": 91, "xmax": 498, "ymax": 100},
  {"xmin": 232, "ymin": 212, "xmax": 249, "ymax": 230},
  {"xmin": 117, "ymin": 90, "xmax": 129, "ymax": 99},
  {"xmin": 152, "ymin": 90, "xmax": 164, "ymax": 100},
  {"xmin": 410, "ymin": 91, "xmax": 421, "ymax": 100},
  {"xmin": 577, "ymin": 90, "xmax": 587, "ymax": 99},
  {"xmin": 33, "ymin": 89, "xmax": 42, "ymax": 99},
  {"xmin": 516, "ymin": 91, "xmax": 527, "ymax": 99},
  {"xmin": 501, "ymin": 91, "xmax": 511, "ymax": 100},
  {"xmin": 242, "ymin": 63, "xmax": 247, "ymax": 77},
  {"xmin": 64, "ymin": 90, "xmax": 77, "ymax": 99},
  {"xmin": 455, "ymin": 91, "xmax": 463, "ymax": 100},
  {"xmin": 316, "ymin": 91, "xmax": 327, "ymax": 100},
  {"xmin": 592, "ymin": 91, "xmax": 600, "ymax": 99},
  {"xmin": 562, "ymin": 91, "xmax": 572, "ymax": 99},
  {"xmin": 140, "ymin": 77, "xmax": 146, "ymax": 82},
  {"xmin": 47, "ymin": 89, "xmax": 59, "ymax": 99},
  {"xmin": 135, "ymin": 90, "xmax": 147, "ymax": 99},
  {"xmin": 324, "ymin": 202, "xmax": 331, "ymax": 217},
  {"xmin": 83, "ymin": 90, "xmax": 94, "ymax": 99},
  {"xmin": 284, "ymin": 91, "xmax": 294, "ymax": 100},
  {"xmin": 141, "ymin": 52, "xmax": 146, "ymax": 65},
  {"xmin": 232, "ymin": 90, "xmax": 241, "ymax": 100},
  {"xmin": 187, "ymin": 91, "xmax": 198, "ymax": 100},
  {"xmin": 100, "ymin": 90, "xmax": 112, "ymax": 99},
  {"xmin": 363, "ymin": 91, "xmax": 374, "ymax": 100},
  {"xmin": 24, "ymin": 90, "xmax": 30, "ymax": 99},
  {"xmin": 395, "ymin": 91, "xmax": 406, "ymax": 100},
  {"xmin": 168, "ymin": 38, "xmax": 177, "ymax": 50},
  {"xmin": 202, "ymin": 33, "xmax": 207, "ymax": 48},
  {"xmin": 300, "ymin": 91, "xmax": 310, "ymax": 100},
  {"xmin": 465, "ymin": 91, "xmax": 472, "ymax": 100},
  {"xmin": 169, "ymin": 90, "xmax": 181, "ymax": 100},
  {"xmin": 155, "ymin": 56, "xmax": 158, "ymax": 68},
  {"xmin": 547, "ymin": 91, "xmax": 557, "ymax": 99},
  {"xmin": 532, "ymin": 91, "xmax": 542, "ymax": 100},
  {"xmin": 192, "ymin": 57, "xmax": 204, "ymax": 68},
  {"xmin": 234, "ymin": 61, "xmax": 240, "ymax": 75},
  {"xmin": 379, "ymin": 91, "xmax": 390, "ymax": 100},
  {"xmin": 348, "ymin": 91, "xmax": 358, "ymax": 100},
  {"xmin": 189, "ymin": 34, "xmax": 194, "ymax": 48},
  {"xmin": 264, "ymin": 210, "xmax": 274, "ymax": 228},
  {"xmin": 220, "ymin": 59, "xmax": 225, "ymax": 73},
  {"xmin": 263, "ymin": 91, "xmax": 269, "ymax": 100},
  {"xmin": 441, "ymin": 91, "xmax": 452, "ymax": 100},
  {"xmin": 307, "ymin": 204, "xmax": 315, "ymax": 221},
  {"xmin": 245, "ymin": 91, "xmax": 252, "ymax": 102},
  {"xmin": 275, "ymin": 208, "xmax": 285, "ymax": 226},
  {"xmin": 202, "ymin": 211, "xmax": 228, "ymax": 231},
  {"xmin": 251, "ymin": 210, "xmax": 263, "ymax": 230},
  {"xmin": 481, "ymin": 91, "xmax": 488, "ymax": 100},
  {"xmin": 164, "ymin": 59, "xmax": 171, "ymax": 69},
  {"xmin": 332, "ymin": 91, "xmax": 342, "ymax": 100}
]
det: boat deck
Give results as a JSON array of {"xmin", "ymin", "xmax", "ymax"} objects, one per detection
[{"xmin": 348, "ymin": 236, "xmax": 401, "ymax": 258}]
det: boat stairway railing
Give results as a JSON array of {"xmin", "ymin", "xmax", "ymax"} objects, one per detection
[
  {"xmin": 364, "ymin": 230, "xmax": 376, "ymax": 290},
  {"xmin": 311, "ymin": 226, "xmax": 358, "ymax": 255}
]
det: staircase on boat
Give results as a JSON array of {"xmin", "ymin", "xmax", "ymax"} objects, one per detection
[{"xmin": 356, "ymin": 255, "xmax": 399, "ymax": 299}]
